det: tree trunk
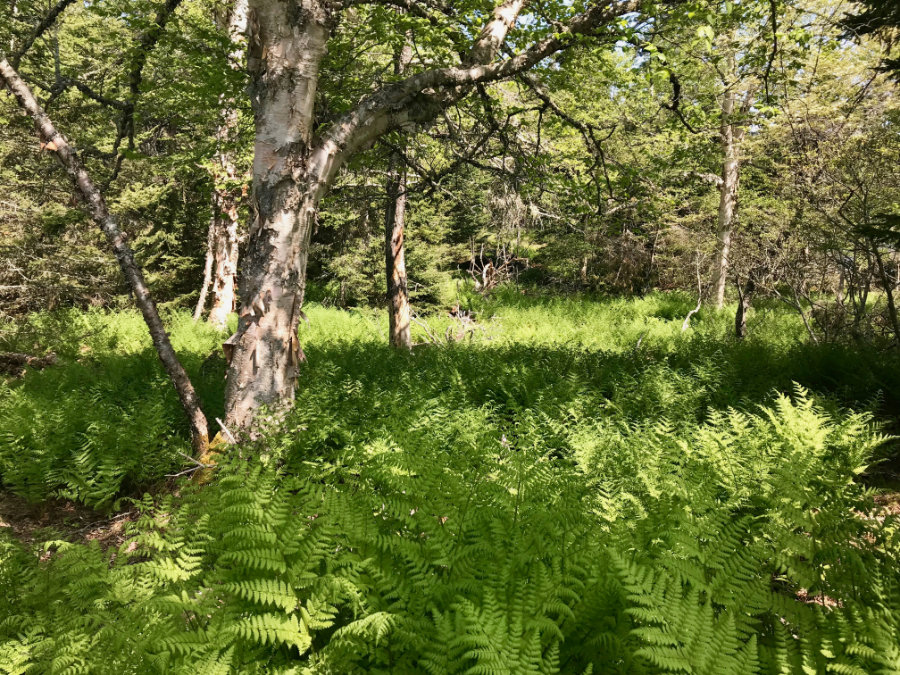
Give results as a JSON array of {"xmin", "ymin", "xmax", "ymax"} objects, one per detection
[
  {"xmin": 384, "ymin": 40, "xmax": 412, "ymax": 349},
  {"xmin": 208, "ymin": 202, "xmax": 240, "ymax": 329},
  {"xmin": 385, "ymin": 156, "xmax": 411, "ymax": 348},
  {"xmin": 8, "ymin": 0, "xmax": 17, "ymax": 52},
  {"xmin": 221, "ymin": 0, "xmax": 639, "ymax": 432},
  {"xmin": 0, "ymin": 57, "xmax": 209, "ymax": 454},
  {"xmin": 872, "ymin": 243, "xmax": 900, "ymax": 345},
  {"xmin": 735, "ymin": 277, "xmax": 754, "ymax": 339},
  {"xmin": 222, "ymin": 0, "xmax": 330, "ymax": 433},
  {"xmin": 194, "ymin": 224, "xmax": 215, "ymax": 320},
  {"xmin": 201, "ymin": 0, "xmax": 248, "ymax": 330},
  {"xmin": 710, "ymin": 86, "xmax": 744, "ymax": 310}
]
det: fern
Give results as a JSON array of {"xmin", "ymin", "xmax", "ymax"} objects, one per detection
[{"xmin": 2, "ymin": 303, "xmax": 900, "ymax": 673}]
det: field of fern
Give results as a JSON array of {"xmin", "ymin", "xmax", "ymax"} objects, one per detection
[{"xmin": 2, "ymin": 290, "xmax": 900, "ymax": 673}]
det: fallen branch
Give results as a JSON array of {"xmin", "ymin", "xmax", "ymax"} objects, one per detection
[
  {"xmin": 411, "ymin": 313, "xmax": 441, "ymax": 345},
  {"xmin": 167, "ymin": 449, "xmax": 216, "ymax": 478},
  {"xmin": 215, "ymin": 417, "xmax": 237, "ymax": 445}
]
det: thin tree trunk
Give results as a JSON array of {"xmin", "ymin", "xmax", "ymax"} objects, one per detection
[
  {"xmin": 8, "ymin": 0, "xmax": 17, "ymax": 52},
  {"xmin": 735, "ymin": 277, "xmax": 754, "ymax": 339},
  {"xmin": 711, "ymin": 86, "xmax": 744, "ymax": 310},
  {"xmin": 385, "ymin": 157, "xmax": 411, "ymax": 348},
  {"xmin": 681, "ymin": 256, "xmax": 703, "ymax": 332},
  {"xmin": 384, "ymin": 40, "xmax": 412, "ymax": 349},
  {"xmin": 203, "ymin": 0, "xmax": 248, "ymax": 330},
  {"xmin": 383, "ymin": 166, "xmax": 409, "ymax": 342},
  {"xmin": 872, "ymin": 243, "xmax": 900, "ymax": 344},
  {"xmin": 208, "ymin": 199, "xmax": 240, "ymax": 329},
  {"xmin": 0, "ymin": 57, "xmax": 209, "ymax": 453},
  {"xmin": 194, "ymin": 224, "xmax": 215, "ymax": 320},
  {"xmin": 222, "ymin": 0, "xmax": 330, "ymax": 432}
]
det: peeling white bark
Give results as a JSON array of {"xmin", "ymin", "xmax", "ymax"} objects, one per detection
[
  {"xmin": 711, "ymin": 78, "xmax": 749, "ymax": 310},
  {"xmin": 222, "ymin": 0, "xmax": 330, "ymax": 432},
  {"xmin": 207, "ymin": 0, "xmax": 249, "ymax": 330},
  {"xmin": 223, "ymin": 0, "xmax": 644, "ymax": 431}
]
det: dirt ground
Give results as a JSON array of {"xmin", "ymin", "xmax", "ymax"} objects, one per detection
[{"xmin": 0, "ymin": 491, "xmax": 137, "ymax": 550}]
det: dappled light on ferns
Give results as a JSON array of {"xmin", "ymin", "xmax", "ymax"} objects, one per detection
[{"xmin": 2, "ymin": 379, "xmax": 899, "ymax": 672}]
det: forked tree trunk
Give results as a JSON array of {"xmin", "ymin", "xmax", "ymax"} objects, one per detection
[
  {"xmin": 0, "ymin": 58, "xmax": 209, "ymax": 453},
  {"xmin": 196, "ymin": 0, "xmax": 248, "ymax": 329},
  {"xmin": 222, "ymin": 0, "xmax": 330, "ymax": 432},
  {"xmin": 384, "ymin": 41, "xmax": 412, "ymax": 349},
  {"xmin": 222, "ymin": 0, "xmax": 640, "ymax": 432}
]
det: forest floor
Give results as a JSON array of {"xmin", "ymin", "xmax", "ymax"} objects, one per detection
[
  {"xmin": 1, "ymin": 288, "xmax": 899, "ymax": 507},
  {"xmin": 0, "ymin": 490, "xmax": 136, "ymax": 550},
  {"xmin": 2, "ymin": 289, "xmax": 900, "ymax": 672}
]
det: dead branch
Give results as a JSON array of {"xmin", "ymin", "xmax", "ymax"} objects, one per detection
[{"xmin": 0, "ymin": 57, "xmax": 209, "ymax": 455}]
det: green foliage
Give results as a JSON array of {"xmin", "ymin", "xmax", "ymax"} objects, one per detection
[
  {"xmin": 1, "ymin": 297, "xmax": 900, "ymax": 673},
  {"xmin": 0, "ymin": 309, "xmax": 225, "ymax": 506}
]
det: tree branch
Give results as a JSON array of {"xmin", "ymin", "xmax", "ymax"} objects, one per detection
[
  {"xmin": 0, "ymin": 57, "xmax": 209, "ymax": 455},
  {"xmin": 10, "ymin": 0, "xmax": 78, "ymax": 69},
  {"xmin": 310, "ymin": 0, "xmax": 641, "ymax": 192}
]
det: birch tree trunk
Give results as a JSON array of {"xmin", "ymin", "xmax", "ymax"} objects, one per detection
[
  {"xmin": 197, "ymin": 0, "xmax": 248, "ymax": 329},
  {"xmin": 0, "ymin": 57, "xmax": 209, "ymax": 453},
  {"xmin": 222, "ymin": 0, "xmax": 330, "ymax": 431},
  {"xmin": 208, "ymin": 207, "xmax": 240, "ymax": 328},
  {"xmin": 194, "ymin": 224, "xmax": 215, "ymax": 320},
  {"xmin": 222, "ymin": 0, "xmax": 642, "ymax": 432},
  {"xmin": 384, "ymin": 41, "xmax": 412, "ymax": 349}
]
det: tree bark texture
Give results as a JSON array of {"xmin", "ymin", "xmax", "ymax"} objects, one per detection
[
  {"xmin": 222, "ymin": 0, "xmax": 330, "ymax": 432},
  {"xmin": 385, "ymin": 40, "xmax": 412, "ymax": 349},
  {"xmin": 208, "ymin": 201, "xmax": 241, "ymax": 328},
  {"xmin": 205, "ymin": 0, "xmax": 248, "ymax": 330},
  {"xmin": 385, "ymin": 157, "xmax": 411, "ymax": 348},
  {"xmin": 0, "ymin": 58, "xmax": 209, "ymax": 453}
]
